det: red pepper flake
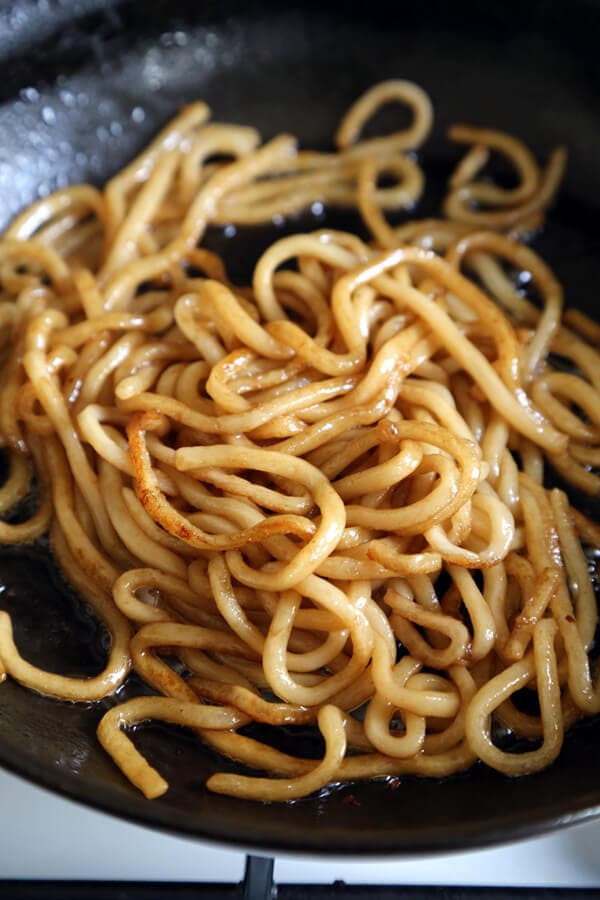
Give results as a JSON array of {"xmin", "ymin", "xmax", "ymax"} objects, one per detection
[
  {"xmin": 341, "ymin": 793, "xmax": 361, "ymax": 807},
  {"xmin": 565, "ymin": 614, "xmax": 575, "ymax": 623}
]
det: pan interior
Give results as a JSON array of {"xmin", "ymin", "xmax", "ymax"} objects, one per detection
[{"xmin": 0, "ymin": 0, "xmax": 599, "ymax": 855}]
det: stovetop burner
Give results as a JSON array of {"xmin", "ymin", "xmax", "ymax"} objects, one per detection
[{"xmin": 1, "ymin": 766, "xmax": 600, "ymax": 897}]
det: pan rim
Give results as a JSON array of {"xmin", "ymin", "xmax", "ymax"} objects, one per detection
[{"xmin": 1, "ymin": 747, "xmax": 600, "ymax": 856}]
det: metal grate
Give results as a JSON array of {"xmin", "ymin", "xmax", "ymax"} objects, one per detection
[{"xmin": 0, "ymin": 856, "xmax": 598, "ymax": 900}]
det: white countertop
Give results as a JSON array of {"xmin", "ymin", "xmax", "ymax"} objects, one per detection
[{"xmin": 2, "ymin": 765, "xmax": 600, "ymax": 887}]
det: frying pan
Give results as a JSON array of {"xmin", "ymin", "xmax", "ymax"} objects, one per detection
[{"xmin": 1, "ymin": 0, "xmax": 600, "ymax": 857}]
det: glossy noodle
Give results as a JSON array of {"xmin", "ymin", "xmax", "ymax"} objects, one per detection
[{"xmin": 0, "ymin": 81, "xmax": 598, "ymax": 803}]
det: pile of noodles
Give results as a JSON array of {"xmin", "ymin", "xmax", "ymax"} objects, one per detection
[{"xmin": 0, "ymin": 81, "xmax": 600, "ymax": 802}]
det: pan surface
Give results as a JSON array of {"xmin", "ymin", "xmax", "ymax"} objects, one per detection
[{"xmin": 0, "ymin": 0, "xmax": 600, "ymax": 855}]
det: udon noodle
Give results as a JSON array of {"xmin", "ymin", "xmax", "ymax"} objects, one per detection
[{"xmin": 0, "ymin": 81, "xmax": 598, "ymax": 802}]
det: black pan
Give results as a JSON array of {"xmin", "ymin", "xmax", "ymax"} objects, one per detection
[{"xmin": 1, "ymin": 0, "xmax": 600, "ymax": 856}]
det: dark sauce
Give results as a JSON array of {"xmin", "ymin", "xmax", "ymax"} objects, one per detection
[{"xmin": 0, "ymin": 541, "xmax": 109, "ymax": 679}]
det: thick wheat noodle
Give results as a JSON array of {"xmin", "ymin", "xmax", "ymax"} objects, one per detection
[
  {"xmin": 189, "ymin": 676, "xmax": 316, "ymax": 725},
  {"xmin": 99, "ymin": 461, "xmax": 188, "ymax": 578},
  {"xmin": 495, "ymin": 691, "xmax": 581, "ymax": 743},
  {"xmin": 214, "ymin": 152, "xmax": 425, "ymax": 225},
  {"xmin": 387, "ymin": 589, "xmax": 470, "ymax": 668},
  {"xmin": 206, "ymin": 705, "xmax": 347, "ymax": 801},
  {"xmin": 364, "ymin": 656, "xmax": 426, "ymax": 757},
  {"xmin": 177, "ymin": 123, "xmax": 261, "ymax": 204},
  {"xmin": 445, "ymin": 230, "xmax": 563, "ymax": 379},
  {"xmin": 100, "ymin": 152, "xmax": 182, "ymax": 280},
  {"xmin": 103, "ymin": 101, "xmax": 211, "ymax": 229},
  {"xmin": 0, "ymin": 441, "xmax": 53, "ymax": 542},
  {"xmin": 450, "ymin": 144, "xmax": 490, "ymax": 189},
  {"xmin": 521, "ymin": 476, "xmax": 600, "ymax": 713},
  {"xmin": 127, "ymin": 409, "xmax": 319, "ymax": 548},
  {"xmin": 208, "ymin": 556, "xmax": 350, "ymax": 673},
  {"xmin": 550, "ymin": 490, "xmax": 598, "ymax": 651},
  {"xmin": 0, "ymin": 451, "xmax": 31, "ymax": 512},
  {"xmin": 444, "ymin": 124, "xmax": 567, "ymax": 229},
  {"xmin": 503, "ymin": 566, "xmax": 560, "ymax": 661},
  {"xmin": 366, "ymin": 539, "xmax": 442, "ymax": 575},
  {"xmin": 24, "ymin": 311, "xmax": 124, "ymax": 557},
  {"xmin": 547, "ymin": 450, "xmax": 600, "ymax": 495},
  {"xmin": 335, "ymin": 79, "xmax": 433, "ymax": 154},
  {"xmin": 564, "ymin": 308, "xmax": 600, "ymax": 345},
  {"xmin": 358, "ymin": 156, "xmax": 421, "ymax": 248},
  {"xmin": 0, "ymin": 581, "xmax": 130, "ymax": 701},
  {"xmin": 447, "ymin": 126, "xmax": 541, "ymax": 208},
  {"xmin": 372, "ymin": 254, "xmax": 566, "ymax": 451},
  {"xmin": 120, "ymin": 367, "xmax": 358, "ymax": 430},
  {"xmin": 0, "ymin": 80, "xmax": 598, "ymax": 804},
  {"xmin": 465, "ymin": 619, "xmax": 563, "ymax": 775},
  {"xmin": 113, "ymin": 568, "xmax": 211, "ymax": 624},
  {"xmin": 97, "ymin": 695, "xmax": 248, "ymax": 799},
  {"xmin": 425, "ymin": 491, "xmax": 515, "ymax": 569},
  {"xmin": 258, "ymin": 589, "xmax": 371, "ymax": 705}
]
